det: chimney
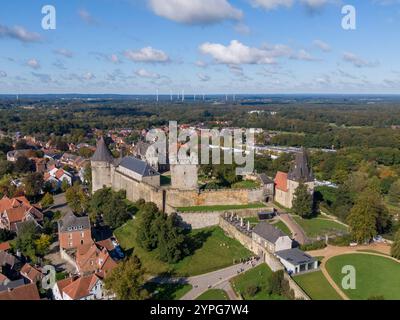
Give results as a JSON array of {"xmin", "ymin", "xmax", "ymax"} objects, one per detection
[{"xmin": 247, "ymin": 221, "xmax": 250, "ymax": 231}]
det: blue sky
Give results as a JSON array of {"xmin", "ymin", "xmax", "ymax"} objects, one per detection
[{"xmin": 0, "ymin": 0, "xmax": 400, "ymax": 94}]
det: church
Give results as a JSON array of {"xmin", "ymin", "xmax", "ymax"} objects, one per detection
[{"xmin": 274, "ymin": 148, "xmax": 314, "ymax": 209}]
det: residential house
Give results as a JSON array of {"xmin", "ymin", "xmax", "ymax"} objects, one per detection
[
  {"xmin": 0, "ymin": 282, "xmax": 40, "ymax": 300},
  {"xmin": 0, "ymin": 196, "xmax": 43, "ymax": 232},
  {"xmin": 6, "ymin": 149, "xmax": 33, "ymax": 162},
  {"xmin": 132, "ymin": 140, "xmax": 169, "ymax": 173},
  {"xmin": 20, "ymin": 264, "xmax": 42, "ymax": 284},
  {"xmin": 60, "ymin": 153, "xmax": 89, "ymax": 170},
  {"xmin": 44, "ymin": 167, "xmax": 73, "ymax": 190},
  {"xmin": 58, "ymin": 212, "xmax": 92, "ymax": 250},
  {"xmin": 52, "ymin": 274, "xmax": 106, "ymax": 300},
  {"xmin": 75, "ymin": 241, "xmax": 117, "ymax": 277},
  {"xmin": 252, "ymin": 222, "xmax": 292, "ymax": 254}
]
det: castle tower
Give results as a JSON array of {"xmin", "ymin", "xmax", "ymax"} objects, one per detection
[
  {"xmin": 170, "ymin": 164, "xmax": 198, "ymax": 190},
  {"xmin": 91, "ymin": 137, "xmax": 114, "ymax": 193},
  {"xmin": 287, "ymin": 147, "xmax": 314, "ymax": 208}
]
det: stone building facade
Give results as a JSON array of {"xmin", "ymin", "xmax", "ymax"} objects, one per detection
[{"xmin": 274, "ymin": 148, "xmax": 314, "ymax": 209}]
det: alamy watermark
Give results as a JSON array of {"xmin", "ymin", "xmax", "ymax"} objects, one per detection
[{"xmin": 145, "ymin": 121, "xmax": 255, "ymax": 175}]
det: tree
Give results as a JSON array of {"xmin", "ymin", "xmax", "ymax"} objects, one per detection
[
  {"xmin": 66, "ymin": 183, "xmax": 89, "ymax": 215},
  {"xmin": 0, "ymin": 229, "xmax": 14, "ymax": 242},
  {"xmin": 135, "ymin": 202, "xmax": 160, "ymax": 251},
  {"xmin": 388, "ymin": 180, "xmax": 400, "ymax": 205},
  {"xmin": 346, "ymin": 189, "xmax": 389, "ymax": 243},
  {"xmin": 391, "ymin": 229, "xmax": 400, "ymax": 259},
  {"xmin": 104, "ymin": 255, "xmax": 149, "ymax": 300},
  {"xmin": 0, "ymin": 175, "xmax": 16, "ymax": 198},
  {"xmin": 41, "ymin": 193, "xmax": 54, "ymax": 209},
  {"xmin": 61, "ymin": 179, "xmax": 70, "ymax": 192},
  {"xmin": 292, "ymin": 182, "xmax": 314, "ymax": 218},
  {"xmin": 24, "ymin": 172, "xmax": 44, "ymax": 199},
  {"xmin": 34, "ymin": 234, "xmax": 52, "ymax": 256},
  {"xmin": 15, "ymin": 221, "xmax": 38, "ymax": 261},
  {"xmin": 0, "ymin": 160, "xmax": 13, "ymax": 176},
  {"xmin": 14, "ymin": 156, "xmax": 34, "ymax": 173}
]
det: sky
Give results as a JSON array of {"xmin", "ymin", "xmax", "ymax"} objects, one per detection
[{"xmin": 0, "ymin": 0, "xmax": 400, "ymax": 94}]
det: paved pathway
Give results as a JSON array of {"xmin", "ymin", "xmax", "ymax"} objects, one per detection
[
  {"xmin": 48, "ymin": 193, "xmax": 72, "ymax": 215},
  {"xmin": 149, "ymin": 260, "xmax": 261, "ymax": 300},
  {"xmin": 307, "ymin": 243, "xmax": 395, "ymax": 300},
  {"xmin": 279, "ymin": 213, "xmax": 309, "ymax": 245}
]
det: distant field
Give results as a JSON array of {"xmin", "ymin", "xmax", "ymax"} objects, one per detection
[
  {"xmin": 115, "ymin": 221, "xmax": 252, "ymax": 277},
  {"xmin": 231, "ymin": 264, "xmax": 286, "ymax": 300},
  {"xmin": 177, "ymin": 203, "xmax": 266, "ymax": 213},
  {"xmin": 294, "ymin": 271, "xmax": 342, "ymax": 300},
  {"xmin": 292, "ymin": 216, "xmax": 348, "ymax": 238},
  {"xmin": 196, "ymin": 289, "xmax": 229, "ymax": 300},
  {"xmin": 326, "ymin": 254, "xmax": 400, "ymax": 300}
]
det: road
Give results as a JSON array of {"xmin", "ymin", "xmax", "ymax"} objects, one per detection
[
  {"xmin": 149, "ymin": 260, "xmax": 262, "ymax": 300},
  {"xmin": 48, "ymin": 193, "xmax": 72, "ymax": 215},
  {"xmin": 279, "ymin": 213, "xmax": 309, "ymax": 245}
]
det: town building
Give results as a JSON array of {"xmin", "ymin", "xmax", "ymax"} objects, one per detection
[
  {"xmin": 0, "ymin": 282, "xmax": 40, "ymax": 300},
  {"xmin": 52, "ymin": 274, "xmax": 106, "ymax": 300},
  {"xmin": 275, "ymin": 248, "xmax": 318, "ymax": 274},
  {"xmin": 58, "ymin": 212, "xmax": 92, "ymax": 250}
]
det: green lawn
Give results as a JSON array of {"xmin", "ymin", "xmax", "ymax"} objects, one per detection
[
  {"xmin": 115, "ymin": 221, "xmax": 253, "ymax": 277},
  {"xmin": 271, "ymin": 220, "xmax": 292, "ymax": 236},
  {"xmin": 294, "ymin": 271, "xmax": 342, "ymax": 300},
  {"xmin": 196, "ymin": 289, "xmax": 229, "ymax": 300},
  {"xmin": 145, "ymin": 282, "xmax": 192, "ymax": 300},
  {"xmin": 177, "ymin": 203, "xmax": 267, "ymax": 213},
  {"xmin": 230, "ymin": 264, "xmax": 286, "ymax": 300},
  {"xmin": 326, "ymin": 254, "xmax": 400, "ymax": 300},
  {"xmin": 292, "ymin": 216, "xmax": 348, "ymax": 238},
  {"xmin": 231, "ymin": 180, "xmax": 260, "ymax": 189}
]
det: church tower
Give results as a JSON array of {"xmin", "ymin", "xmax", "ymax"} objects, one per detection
[{"xmin": 91, "ymin": 137, "xmax": 114, "ymax": 193}]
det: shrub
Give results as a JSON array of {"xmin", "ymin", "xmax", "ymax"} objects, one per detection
[
  {"xmin": 300, "ymin": 240, "xmax": 327, "ymax": 251},
  {"xmin": 245, "ymin": 285, "xmax": 259, "ymax": 297},
  {"xmin": 328, "ymin": 234, "xmax": 352, "ymax": 247}
]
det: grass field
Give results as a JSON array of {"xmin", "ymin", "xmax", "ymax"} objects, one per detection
[
  {"xmin": 230, "ymin": 264, "xmax": 286, "ymax": 300},
  {"xmin": 115, "ymin": 221, "xmax": 252, "ymax": 277},
  {"xmin": 231, "ymin": 180, "xmax": 260, "ymax": 189},
  {"xmin": 271, "ymin": 220, "xmax": 292, "ymax": 236},
  {"xmin": 145, "ymin": 282, "xmax": 192, "ymax": 300},
  {"xmin": 177, "ymin": 203, "xmax": 266, "ymax": 213},
  {"xmin": 326, "ymin": 254, "xmax": 400, "ymax": 300},
  {"xmin": 196, "ymin": 289, "xmax": 229, "ymax": 300},
  {"xmin": 292, "ymin": 216, "xmax": 348, "ymax": 238},
  {"xmin": 294, "ymin": 271, "xmax": 342, "ymax": 300}
]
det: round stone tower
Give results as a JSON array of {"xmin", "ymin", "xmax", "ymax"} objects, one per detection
[{"xmin": 91, "ymin": 137, "xmax": 115, "ymax": 193}]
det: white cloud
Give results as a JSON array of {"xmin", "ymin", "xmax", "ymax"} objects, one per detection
[
  {"xmin": 54, "ymin": 48, "xmax": 74, "ymax": 58},
  {"xmin": 199, "ymin": 40, "xmax": 290, "ymax": 65},
  {"xmin": 148, "ymin": 0, "xmax": 242, "ymax": 24},
  {"xmin": 78, "ymin": 9, "xmax": 98, "ymax": 25},
  {"xmin": 0, "ymin": 24, "xmax": 42, "ymax": 43},
  {"xmin": 26, "ymin": 59, "xmax": 40, "ymax": 69},
  {"xmin": 250, "ymin": 0, "xmax": 293, "ymax": 10},
  {"xmin": 313, "ymin": 40, "xmax": 331, "ymax": 52},
  {"xmin": 195, "ymin": 60, "xmax": 208, "ymax": 68},
  {"xmin": 0, "ymin": 71, "xmax": 7, "ymax": 77},
  {"xmin": 135, "ymin": 68, "xmax": 161, "ymax": 79},
  {"xmin": 250, "ymin": 0, "xmax": 329, "ymax": 10},
  {"xmin": 198, "ymin": 73, "xmax": 211, "ymax": 81},
  {"xmin": 290, "ymin": 49, "xmax": 319, "ymax": 61},
  {"xmin": 342, "ymin": 52, "xmax": 378, "ymax": 68},
  {"xmin": 124, "ymin": 47, "xmax": 170, "ymax": 63}
]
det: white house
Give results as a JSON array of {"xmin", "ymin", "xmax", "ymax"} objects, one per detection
[
  {"xmin": 252, "ymin": 222, "xmax": 292, "ymax": 254},
  {"xmin": 44, "ymin": 167, "xmax": 73, "ymax": 190},
  {"xmin": 52, "ymin": 274, "xmax": 106, "ymax": 300},
  {"xmin": 275, "ymin": 248, "xmax": 318, "ymax": 275}
]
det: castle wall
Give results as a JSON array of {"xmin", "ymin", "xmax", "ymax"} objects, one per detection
[
  {"xmin": 166, "ymin": 188, "xmax": 265, "ymax": 208},
  {"xmin": 170, "ymin": 165, "xmax": 198, "ymax": 190}
]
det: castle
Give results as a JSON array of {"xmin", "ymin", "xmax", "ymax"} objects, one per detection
[
  {"xmin": 274, "ymin": 148, "xmax": 314, "ymax": 209},
  {"xmin": 91, "ymin": 137, "xmax": 269, "ymax": 213}
]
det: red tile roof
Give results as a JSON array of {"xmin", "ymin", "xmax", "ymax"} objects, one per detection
[
  {"xmin": 0, "ymin": 273, "xmax": 8, "ymax": 283},
  {"xmin": 274, "ymin": 171, "xmax": 288, "ymax": 192},
  {"xmin": 0, "ymin": 242, "xmax": 10, "ymax": 251},
  {"xmin": 62, "ymin": 274, "xmax": 100, "ymax": 300},
  {"xmin": 20, "ymin": 264, "xmax": 42, "ymax": 283},
  {"xmin": 0, "ymin": 283, "xmax": 40, "ymax": 300}
]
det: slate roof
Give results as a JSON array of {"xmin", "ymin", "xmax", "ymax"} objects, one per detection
[
  {"xmin": 287, "ymin": 147, "xmax": 314, "ymax": 182},
  {"xmin": 58, "ymin": 212, "xmax": 91, "ymax": 233},
  {"xmin": 118, "ymin": 156, "xmax": 159, "ymax": 177},
  {"xmin": 91, "ymin": 137, "xmax": 114, "ymax": 163},
  {"xmin": 275, "ymin": 248, "xmax": 316, "ymax": 266},
  {"xmin": 258, "ymin": 173, "xmax": 274, "ymax": 185},
  {"xmin": 253, "ymin": 222, "xmax": 287, "ymax": 243},
  {"xmin": 0, "ymin": 278, "xmax": 25, "ymax": 292}
]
